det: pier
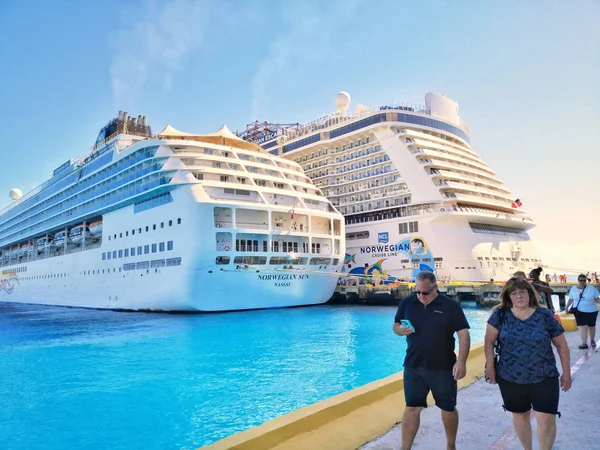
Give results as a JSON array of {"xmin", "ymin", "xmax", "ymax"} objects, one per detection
[{"xmin": 330, "ymin": 282, "xmax": 598, "ymax": 310}]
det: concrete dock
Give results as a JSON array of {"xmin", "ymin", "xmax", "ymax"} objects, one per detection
[{"xmin": 361, "ymin": 317, "xmax": 599, "ymax": 450}]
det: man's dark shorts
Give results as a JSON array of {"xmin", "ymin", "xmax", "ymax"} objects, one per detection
[
  {"xmin": 404, "ymin": 367, "xmax": 457, "ymax": 412},
  {"xmin": 497, "ymin": 376, "xmax": 560, "ymax": 415}
]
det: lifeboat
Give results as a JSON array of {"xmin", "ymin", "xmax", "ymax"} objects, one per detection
[
  {"xmin": 89, "ymin": 220, "xmax": 103, "ymax": 235},
  {"xmin": 5, "ymin": 247, "xmax": 18, "ymax": 257},
  {"xmin": 36, "ymin": 236, "xmax": 55, "ymax": 252},
  {"xmin": 20, "ymin": 243, "xmax": 33, "ymax": 255},
  {"xmin": 53, "ymin": 231, "xmax": 71, "ymax": 247},
  {"xmin": 69, "ymin": 224, "xmax": 94, "ymax": 245}
]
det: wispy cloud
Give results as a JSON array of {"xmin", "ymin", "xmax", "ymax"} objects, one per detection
[
  {"xmin": 250, "ymin": 0, "xmax": 367, "ymax": 119},
  {"xmin": 109, "ymin": 0, "xmax": 212, "ymax": 109}
]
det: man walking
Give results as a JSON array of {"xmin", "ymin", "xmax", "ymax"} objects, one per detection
[{"xmin": 393, "ymin": 271, "xmax": 471, "ymax": 450}]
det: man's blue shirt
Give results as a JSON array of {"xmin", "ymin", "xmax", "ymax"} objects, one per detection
[
  {"xmin": 488, "ymin": 307, "xmax": 564, "ymax": 384},
  {"xmin": 394, "ymin": 294, "xmax": 470, "ymax": 371}
]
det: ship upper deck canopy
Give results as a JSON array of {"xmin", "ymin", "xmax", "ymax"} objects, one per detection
[{"xmin": 156, "ymin": 124, "xmax": 264, "ymax": 153}]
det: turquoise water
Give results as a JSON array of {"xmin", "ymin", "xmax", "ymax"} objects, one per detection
[{"xmin": 0, "ymin": 302, "xmax": 491, "ymax": 450}]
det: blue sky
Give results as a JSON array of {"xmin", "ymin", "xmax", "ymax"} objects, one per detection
[{"xmin": 0, "ymin": 0, "xmax": 598, "ymax": 271}]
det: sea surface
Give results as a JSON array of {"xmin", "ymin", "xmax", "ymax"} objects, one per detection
[{"xmin": 0, "ymin": 302, "xmax": 492, "ymax": 450}]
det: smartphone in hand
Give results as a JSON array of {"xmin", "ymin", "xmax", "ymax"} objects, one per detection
[{"xmin": 400, "ymin": 319, "xmax": 415, "ymax": 332}]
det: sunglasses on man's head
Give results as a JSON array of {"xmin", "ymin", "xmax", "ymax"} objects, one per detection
[{"xmin": 414, "ymin": 288, "xmax": 435, "ymax": 296}]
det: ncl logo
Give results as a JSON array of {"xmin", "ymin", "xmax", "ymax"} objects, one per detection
[{"xmin": 378, "ymin": 232, "xmax": 389, "ymax": 244}]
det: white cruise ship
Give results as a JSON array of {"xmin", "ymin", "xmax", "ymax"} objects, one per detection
[
  {"xmin": 240, "ymin": 92, "xmax": 541, "ymax": 283},
  {"xmin": 0, "ymin": 112, "xmax": 344, "ymax": 311}
]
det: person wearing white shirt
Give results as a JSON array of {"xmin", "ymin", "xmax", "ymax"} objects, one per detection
[{"xmin": 566, "ymin": 274, "xmax": 600, "ymax": 349}]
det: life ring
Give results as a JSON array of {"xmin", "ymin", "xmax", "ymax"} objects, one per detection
[
  {"xmin": 224, "ymin": 246, "xmax": 230, "ymax": 251},
  {"xmin": 440, "ymin": 208, "xmax": 446, "ymax": 212}
]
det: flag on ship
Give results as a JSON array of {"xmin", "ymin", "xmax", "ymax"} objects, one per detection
[{"xmin": 511, "ymin": 198, "xmax": 523, "ymax": 208}]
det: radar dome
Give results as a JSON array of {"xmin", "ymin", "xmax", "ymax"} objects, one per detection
[
  {"xmin": 335, "ymin": 91, "xmax": 351, "ymax": 115},
  {"xmin": 9, "ymin": 188, "xmax": 22, "ymax": 201}
]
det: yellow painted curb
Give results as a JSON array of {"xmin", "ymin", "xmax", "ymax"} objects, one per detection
[{"xmin": 201, "ymin": 344, "xmax": 487, "ymax": 450}]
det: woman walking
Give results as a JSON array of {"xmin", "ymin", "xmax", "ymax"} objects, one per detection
[
  {"xmin": 484, "ymin": 278, "xmax": 571, "ymax": 450},
  {"xmin": 566, "ymin": 274, "xmax": 600, "ymax": 349}
]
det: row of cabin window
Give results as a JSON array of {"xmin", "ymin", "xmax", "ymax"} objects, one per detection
[
  {"xmin": 235, "ymin": 240, "xmax": 321, "ymax": 253},
  {"xmin": 102, "ymin": 241, "xmax": 174, "ymax": 260},
  {"xmin": 108, "ymin": 218, "xmax": 181, "ymax": 241},
  {"xmin": 216, "ymin": 256, "xmax": 339, "ymax": 265},
  {"xmin": 16, "ymin": 273, "xmax": 67, "ymax": 280},
  {"xmin": 2, "ymin": 266, "xmax": 27, "ymax": 274}
]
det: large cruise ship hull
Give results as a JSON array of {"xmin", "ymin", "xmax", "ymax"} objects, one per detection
[
  {"xmin": 344, "ymin": 212, "xmax": 537, "ymax": 283},
  {"xmin": 0, "ymin": 188, "xmax": 341, "ymax": 312}
]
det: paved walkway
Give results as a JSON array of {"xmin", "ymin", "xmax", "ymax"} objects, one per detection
[{"xmin": 361, "ymin": 319, "xmax": 599, "ymax": 449}]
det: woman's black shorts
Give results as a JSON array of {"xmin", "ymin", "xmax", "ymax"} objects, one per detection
[
  {"xmin": 575, "ymin": 310, "xmax": 599, "ymax": 327},
  {"xmin": 497, "ymin": 376, "xmax": 560, "ymax": 415}
]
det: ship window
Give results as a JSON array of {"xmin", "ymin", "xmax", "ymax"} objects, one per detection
[
  {"xmin": 151, "ymin": 259, "xmax": 166, "ymax": 268},
  {"xmin": 159, "ymin": 242, "xmax": 165, "ymax": 252},
  {"xmin": 138, "ymin": 246, "xmax": 142, "ymax": 255},
  {"xmin": 139, "ymin": 228, "xmax": 142, "ymax": 233},
  {"xmin": 144, "ymin": 245, "xmax": 149, "ymax": 254},
  {"xmin": 114, "ymin": 234, "xmax": 117, "ymax": 239},
  {"xmin": 113, "ymin": 251, "xmax": 117, "ymax": 259},
  {"xmin": 153, "ymin": 224, "xmax": 156, "ymax": 231},
  {"xmin": 166, "ymin": 257, "xmax": 182, "ymax": 267},
  {"xmin": 169, "ymin": 220, "xmax": 172, "ymax": 227},
  {"xmin": 161, "ymin": 222, "xmax": 164, "ymax": 228},
  {"xmin": 108, "ymin": 236, "xmax": 111, "ymax": 241},
  {"xmin": 272, "ymin": 241, "xmax": 280, "ymax": 252},
  {"xmin": 124, "ymin": 249, "xmax": 129, "ymax": 257},
  {"xmin": 152, "ymin": 244, "xmax": 157, "ymax": 253},
  {"xmin": 126, "ymin": 231, "xmax": 129, "ymax": 236},
  {"xmin": 120, "ymin": 233, "xmax": 123, "ymax": 238},
  {"xmin": 177, "ymin": 218, "xmax": 181, "ymax": 224},
  {"xmin": 107, "ymin": 252, "xmax": 112, "ymax": 260},
  {"xmin": 118, "ymin": 250, "xmax": 123, "ymax": 258},
  {"xmin": 102, "ymin": 252, "xmax": 106, "ymax": 260},
  {"xmin": 167, "ymin": 241, "xmax": 173, "ymax": 251}
]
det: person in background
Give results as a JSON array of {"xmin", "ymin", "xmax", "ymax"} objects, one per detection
[
  {"xmin": 566, "ymin": 274, "xmax": 600, "ymax": 349},
  {"xmin": 484, "ymin": 278, "xmax": 571, "ymax": 450},
  {"xmin": 529, "ymin": 268, "xmax": 555, "ymax": 313},
  {"xmin": 393, "ymin": 271, "xmax": 470, "ymax": 450}
]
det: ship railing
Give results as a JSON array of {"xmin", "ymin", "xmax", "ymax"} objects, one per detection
[
  {"xmin": 232, "ymin": 222, "xmax": 269, "ymax": 231},
  {"xmin": 283, "ymin": 101, "xmax": 428, "ymax": 140}
]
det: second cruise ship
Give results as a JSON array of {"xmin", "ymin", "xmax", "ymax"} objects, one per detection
[{"xmin": 240, "ymin": 92, "xmax": 541, "ymax": 283}]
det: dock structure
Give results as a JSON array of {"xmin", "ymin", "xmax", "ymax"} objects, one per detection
[{"xmin": 330, "ymin": 282, "xmax": 599, "ymax": 309}]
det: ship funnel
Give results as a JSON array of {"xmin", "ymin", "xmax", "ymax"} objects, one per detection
[
  {"xmin": 123, "ymin": 111, "xmax": 129, "ymax": 122},
  {"xmin": 118, "ymin": 110, "xmax": 124, "ymax": 120}
]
